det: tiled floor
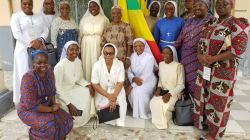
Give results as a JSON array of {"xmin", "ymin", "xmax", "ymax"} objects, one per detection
[{"xmin": 0, "ymin": 75, "xmax": 250, "ymax": 139}]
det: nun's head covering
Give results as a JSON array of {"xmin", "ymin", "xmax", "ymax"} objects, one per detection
[
  {"xmin": 83, "ymin": 0, "xmax": 105, "ymax": 17},
  {"xmin": 164, "ymin": 1, "xmax": 178, "ymax": 17},
  {"xmin": 40, "ymin": 0, "xmax": 57, "ymax": 14},
  {"xmin": 148, "ymin": 1, "xmax": 161, "ymax": 17},
  {"xmin": 60, "ymin": 41, "xmax": 79, "ymax": 61},
  {"xmin": 31, "ymin": 50, "xmax": 48, "ymax": 61},
  {"xmin": 99, "ymin": 43, "xmax": 118, "ymax": 60},
  {"xmin": 59, "ymin": 0, "xmax": 70, "ymax": 9},
  {"xmin": 163, "ymin": 45, "xmax": 179, "ymax": 62}
]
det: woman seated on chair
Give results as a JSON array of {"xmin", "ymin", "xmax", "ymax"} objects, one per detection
[
  {"xmin": 91, "ymin": 43, "xmax": 127, "ymax": 127},
  {"xmin": 54, "ymin": 41, "xmax": 95, "ymax": 127},
  {"xmin": 126, "ymin": 38, "xmax": 157, "ymax": 119},
  {"xmin": 17, "ymin": 50, "xmax": 73, "ymax": 140},
  {"xmin": 150, "ymin": 46, "xmax": 185, "ymax": 129}
]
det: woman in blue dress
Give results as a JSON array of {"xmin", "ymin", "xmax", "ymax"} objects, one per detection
[
  {"xmin": 51, "ymin": 0, "xmax": 78, "ymax": 60},
  {"xmin": 153, "ymin": 1, "xmax": 185, "ymax": 51}
]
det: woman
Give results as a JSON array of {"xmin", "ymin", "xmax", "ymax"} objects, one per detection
[
  {"xmin": 101, "ymin": 5, "xmax": 133, "ymax": 61},
  {"xmin": 51, "ymin": 0, "xmax": 78, "ymax": 60},
  {"xmin": 40, "ymin": 0, "xmax": 57, "ymax": 42},
  {"xmin": 79, "ymin": 0, "xmax": 109, "ymax": 81},
  {"xmin": 150, "ymin": 46, "xmax": 185, "ymax": 129},
  {"xmin": 11, "ymin": 0, "xmax": 49, "ymax": 104},
  {"xmin": 194, "ymin": 0, "xmax": 249, "ymax": 139},
  {"xmin": 145, "ymin": 1, "xmax": 161, "ymax": 32},
  {"xmin": 18, "ymin": 50, "xmax": 73, "ymax": 140},
  {"xmin": 54, "ymin": 41, "xmax": 95, "ymax": 127},
  {"xmin": 180, "ymin": 0, "xmax": 195, "ymax": 19},
  {"xmin": 91, "ymin": 43, "xmax": 127, "ymax": 126},
  {"xmin": 126, "ymin": 38, "xmax": 157, "ymax": 119},
  {"xmin": 174, "ymin": 0, "xmax": 214, "ymax": 97},
  {"xmin": 153, "ymin": 1, "xmax": 185, "ymax": 51}
]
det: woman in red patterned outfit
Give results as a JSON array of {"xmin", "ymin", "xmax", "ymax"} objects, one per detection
[{"xmin": 194, "ymin": 0, "xmax": 249, "ymax": 139}]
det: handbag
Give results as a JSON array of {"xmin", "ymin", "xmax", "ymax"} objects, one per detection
[
  {"xmin": 27, "ymin": 42, "xmax": 58, "ymax": 69},
  {"xmin": 97, "ymin": 105, "xmax": 120, "ymax": 124},
  {"xmin": 160, "ymin": 89, "xmax": 169, "ymax": 96},
  {"xmin": 173, "ymin": 94, "xmax": 194, "ymax": 126}
]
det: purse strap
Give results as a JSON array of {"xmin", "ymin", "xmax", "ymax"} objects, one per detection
[{"xmin": 92, "ymin": 114, "xmax": 99, "ymax": 130}]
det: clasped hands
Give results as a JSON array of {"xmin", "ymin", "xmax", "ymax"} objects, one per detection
[
  {"xmin": 107, "ymin": 93, "xmax": 118, "ymax": 112},
  {"xmin": 197, "ymin": 54, "xmax": 216, "ymax": 66}
]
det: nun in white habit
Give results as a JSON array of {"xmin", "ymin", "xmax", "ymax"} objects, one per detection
[
  {"xmin": 150, "ymin": 45, "xmax": 185, "ymax": 129},
  {"xmin": 91, "ymin": 43, "xmax": 127, "ymax": 127},
  {"xmin": 127, "ymin": 38, "xmax": 158, "ymax": 119},
  {"xmin": 54, "ymin": 41, "xmax": 95, "ymax": 127}
]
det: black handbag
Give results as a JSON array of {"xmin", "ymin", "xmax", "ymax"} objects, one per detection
[
  {"xmin": 173, "ymin": 94, "xmax": 194, "ymax": 126},
  {"xmin": 27, "ymin": 42, "xmax": 58, "ymax": 69},
  {"xmin": 97, "ymin": 105, "xmax": 120, "ymax": 124},
  {"xmin": 160, "ymin": 89, "xmax": 169, "ymax": 96}
]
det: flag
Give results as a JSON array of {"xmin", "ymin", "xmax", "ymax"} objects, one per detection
[{"xmin": 118, "ymin": 0, "xmax": 162, "ymax": 63}]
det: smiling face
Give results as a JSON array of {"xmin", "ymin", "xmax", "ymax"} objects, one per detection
[
  {"xmin": 165, "ymin": 2, "xmax": 175, "ymax": 18},
  {"xmin": 111, "ymin": 8, "xmax": 122, "ymax": 23},
  {"xmin": 134, "ymin": 41, "xmax": 145, "ymax": 56},
  {"xmin": 67, "ymin": 44, "xmax": 79, "ymax": 61},
  {"xmin": 150, "ymin": 2, "xmax": 160, "ymax": 17},
  {"xmin": 43, "ymin": 0, "xmax": 55, "ymax": 15},
  {"xmin": 60, "ymin": 3, "xmax": 70, "ymax": 18},
  {"xmin": 33, "ymin": 54, "xmax": 49, "ymax": 73},
  {"xmin": 194, "ymin": 0, "xmax": 208, "ymax": 19},
  {"xmin": 89, "ymin": 1, "xmax": 100, "ymax": 16},
  {"xmin": 21, "ymin": 0, "xmax": 33, "ymax": 15},
  {"xmin": 215, "ymin": 0, "xmax": 232, "ymax": 18},
  {"xmin": 162, "ymin": 47, "xmax": 173, "ymax": 64}
]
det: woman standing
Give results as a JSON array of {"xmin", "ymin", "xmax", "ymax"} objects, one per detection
[
  {"xmin": 145, "ymin": 1, "xmax": 161, "ymax": 33},
  {"xmin": 127, "ymin": 38, "xmax": 157, "ymax": 119},
  {"xmin": 79, "ymin": 0, "xmax": 109, "ymax": 81},
  {"xmin": 40, "ymin": 0, "xmax": 57, "ymax": 42},
  {"xmin": 175, "ymin": 0, "xmax": 213, "ymax": 96},
  {"xmin": 91, "ymin": 43, "xmax": 127, "ymax": 127},
  {"xmin": 51, "ymin": 0, "xmax": 78, "ymax": 60},
  {"xmin": 18, "ymin": 50, "xmax": 73, "ymax": 140},
  {"xmin": 194, "ymin": 0, "xmax": 249, "ymax": 139},
  {"xmin": 101, "ymin": 5, "xmax": 133, "ymax": 61},
  {"xmin": 54, "ymin": 41, "xmax": 95, "ymax": 127},
  {"xmin": 153, "ymin": 1, "xmax": 185, "ymax": 51},
  {"xmin": 11, "ymin": 0, "xmax": 49, "ymax": 104},
  {"xmin": 180, "ymin": 0, "xmax": 195, "ymax": 19}
]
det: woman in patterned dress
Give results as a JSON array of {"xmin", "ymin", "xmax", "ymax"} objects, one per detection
[
  {"xmin": 18, "ymin": 50, "xmax": 73, "ymax": 140},
  {"xmin": 51, "ymin": 0, "xmax": 78, "ymax": 60},
  {"xmin": 194, "ymin": 0, "xmax": 249, "ymax": 139},
  {"xmin": 174, "ymin": 0, "xmax": 214, "ymax": 97}
]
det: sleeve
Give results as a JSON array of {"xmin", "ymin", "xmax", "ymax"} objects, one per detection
[
  {"xmin": 91, "ymin": 63, "xmax": 100, "ymax": 84},
  {"xmin": 125, "ymin": 23, "xmax": 133, "ymax": 46},
  {"xmin": 153, "ymin": 21, "xmax": 160, "ymax": 42},
  {"xmin": 169, "ymin": 64, "xmax": 185, "ymax": 96},
  {"xmin": 157, "ymin": 64, "xmax": 162, "ymax": 88},
  {"xmin": 140, "ymin": 56, "xmax": 155, "ymax": 82},
  {"xmin": 100, "ymin": 26, "xmax": 108, "ymax": 48},
  {"xmin": 47, "ymin": 66, "xmax": 56, "ymax": 96},
  {"xmin": 51, "ymin": 18, "xmax": 59, "ymax": 48},
  {"xmin": 76, "ymin": 61, "xmax": 90, "ymax": 87},
  {"xmin": 20, "ymin": 73, "xmax": 39, "ymax": 111},
  {"xmin": 78, "ymin": 18, "xmax": 84, "ymax": 45},
  {"xmin": 174, "ymin": 22, "xmax": 186, "ymax": 49},
  {"xmin": 230, "ymin": 18, "xmax": 249, "ymax": 57},
  {"xmin": 39, "ymin": 16, "xmax": 49, "ymax": 41},
  {"xmin": 10, "ymin": 13, "xmax": 29, "ymax": 47},
  {"xmin": 54, "ymin": 64, "xmax": 71, "ymax": 105},
  {"xmin": 127, "ymin": 67, "xmax": 137, "ymax": 87},
  {"xmin": 117, "ymin": 61, "xmax": 125, "ymax": 82}
]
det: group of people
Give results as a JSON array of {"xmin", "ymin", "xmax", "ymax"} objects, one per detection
[{"xmin": 10, "ymin": 0, "xmax": 249, "ymax": 139}]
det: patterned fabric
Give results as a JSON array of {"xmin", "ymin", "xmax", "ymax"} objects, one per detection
[
  {"xmin": 101, "ymin": 22, "xmax": 133, "ymax": 58},
  {"xmin": 194, "ymin": 17, "xmax": 249, "ymax": 139},
  {"xmin": 175, "ymin": 15, "xmax": 214, "ymax": 96},
  {"xmin": 56, "ymin": 29, "xmax": 78, "ymax": 60},
  {"xmin": 18, "ymin": 68, "xmax": 73, "ymax": 140}
]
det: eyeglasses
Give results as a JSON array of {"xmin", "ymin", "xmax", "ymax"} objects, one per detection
[{"xmin": 103, "ymin": 51, "xmax": 115, "ymax": 56}]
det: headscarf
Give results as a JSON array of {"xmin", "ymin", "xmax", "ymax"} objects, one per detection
[
  {"xmin": 83, "ymin": 0, "xmax": 105, "ymax": 17},
  {"xmin": 99, "ymin": 43, "xmax": 118, "ymax": 60},
  {"xmin": 40, "ymin": 0, "xmax": 57, "ymax": 14},
  {"xmin": 31, "ymin": 50, "xmax": 48, "ymax": 61},
  {"xmin": 164, "ymin": 45, "xmax": 178, "ymax": 62},
  {"xmin": 199, "ymin": 0, "xmax": 211, "ymax": 9},
  {"xmin": 60, "ymin": 41, "xmax": 79, "ymax": 61},
  {"xmin": 148, "ymin": 1, "xmax": 161, "ymax": 17},
  {"xmin": 163, "ymin": 1, "xmax": 178, "ymax": 17},
  {"xmin": 132, "ymin": 38, "xmax": 158, "ymax": 70},
  {"xmin": 111, "ymin": 5, "xmax": 122, "ymax": 14}
]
